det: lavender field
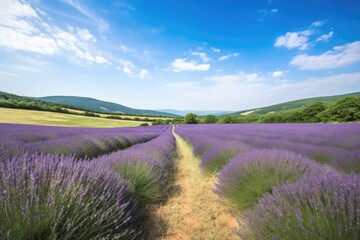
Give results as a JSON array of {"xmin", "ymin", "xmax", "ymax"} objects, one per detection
[
  {"xmin": 1, "ymin": 122, "xmax": 360, "ymax": 239},
  {"xmin": 0, "ymin": 123, "xmax": 176, "ymax": 239},
  {"xmin": 175, "ymin": 123, "xmax": 360, "ymax": 239}
]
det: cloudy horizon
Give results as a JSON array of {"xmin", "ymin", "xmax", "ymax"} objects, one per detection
[{"xmin": 1, "ymin": 0, "xmax": 359, "ymax": 111}]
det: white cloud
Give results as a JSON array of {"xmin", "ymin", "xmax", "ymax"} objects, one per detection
[
  {"xmin": 95, "ymin": 56, "xmax": 109, "ymax": 64},
  {"xmin": 206, "ymin": 72, "xmax": 261, "ymax": 82},
  {"xmin": 61, "ymin": 0, "xmax": 108, "ymax": 32},
  {"xmin": 316, "ymin": 31, "xmax": 334, "ymax": 42},
  {"xmin": 76, "ymin": 28, "xmax": 96, "ymax": 42},
  {"xmin": 0, "ymin": 70, "xmax": 18, "ymax": 77},
  {"xmin": 0, "ymin": 0, "xmax": 109, "ymax": 66},
  {"xmin": 274, "ymin": 31, "xmax": 310, "ymax": 50},
  {"xmin": 171, "ymin": 58, "xmax": 210, "ymax": 72},
  {"xmin": 290, "ymin": 41, "xmax": 360, "ymax": 70},
  {"xmin": 218, "ymin": 53, "xmax": 240, "ymax": 61},
  {"xmin": 139, "ymin": 69, "xmax": 150, "ymax": 79},
  {"xmin": 210, "ymin": 47, "xmax": 221, "ymax": 53},
  {"xmin": 166, "ymin": 72, "xmax": 360, "ymax": 110},
  {"xmin": 272, "ymin": 71, "xmax": 284, "ymax": 78},
  {"xmin": 191, "ymin": 51, "xmax": 211, "ymax": 62},
  {"xmin": 123, "ymin": 67, "xmax": 132, "ymax": 74},
  {"xmin": 274, "ymin": 20, "xmax": 329, "ymax": 50},
  {"xmin": 311, "ymin": 20, "xmax": 327, "ymax": 27},
  {"xmin": 117, "ymin": 59, "xmax": 134, "ymax": 74}
]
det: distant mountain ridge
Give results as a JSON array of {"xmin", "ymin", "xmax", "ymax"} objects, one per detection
[
  {"xmin": 226, "ymin": 92, "xmax": 360, "ymax": 117},
  {"xmin": 157, "ymin": 109, "xmax": 233, "ymax": 116},
  {"xmin": 37, "ymin": 96, "xmax": 179, "ymax": 117}
]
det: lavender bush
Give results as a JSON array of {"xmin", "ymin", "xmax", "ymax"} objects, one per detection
[
  {"xmin": 239, "ymin": 173, "xmax": 360, "ymax": 239},
  {"xmin": 331, "ymin": 151, "xmax": 360, "ymax": 174},
  {"xmin": 95, "ymin": 128, "xmax": 177, "ymax": 207},
  {"xmin": 215, "ymin": 149, "xmax": 331, "ymax": 210},
  {"xmin": 0, "ymin": 154, "xmax": 143, "ymax": 240},
  {"xmin": 0, "ymin": 123, "xmax": 165, "ymax": 160},
  {"xmin": 200, "ymin": 141, "xmax": 250, "ymax": 173}
]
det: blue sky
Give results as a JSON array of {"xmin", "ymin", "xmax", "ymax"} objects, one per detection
[{"xmin": 1, "ymin": 0, "xmax": 360, "ymax": 111}]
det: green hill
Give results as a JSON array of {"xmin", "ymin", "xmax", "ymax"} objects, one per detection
[
  {"xmin": 38, "ymin": 96, "xmax": 179, "ymax": 117},
  {"xmin": 227, "ymin": 92, "xmax": 360, "ymax": 117}
]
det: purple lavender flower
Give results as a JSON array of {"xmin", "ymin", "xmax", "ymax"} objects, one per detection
[
  {"xmin": 239, "ymin": 173, "xmax": 360, "ymax": 239},
  {"xmin": 215, "ymin": 149, "xmax": 332, "ymax": 209}
]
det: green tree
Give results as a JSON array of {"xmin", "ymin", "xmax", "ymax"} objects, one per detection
[
  {"xmin": 222, "ymin": 115, "xmax": 236, "ymax": 124},
  {"xmin": 184, "ymin": 113, "xmax": 198, "ymax": 124},
  {"xmin": 322, "ymin": 96, "xmax": 360, "ymax": 122},
  {"xmin": 301, "ymin": 102, "xmax": 326, "ymax": 122},
  {"xmin": 203, "ymin": 115, "xmax": 217, "ymax": 124}
]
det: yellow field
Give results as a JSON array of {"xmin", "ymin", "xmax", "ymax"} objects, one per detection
[
  {"xmin": 63, "ymin": 108, "xmax": 173, "ymax": 120},
  {"xmin": 0, "ymin": 108, "xmax": 148, "ymax": 128}
]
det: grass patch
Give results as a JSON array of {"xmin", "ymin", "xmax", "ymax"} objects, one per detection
[{"xmin": 0, "ymin": 107, "xmax": 146, "ymax": 127}]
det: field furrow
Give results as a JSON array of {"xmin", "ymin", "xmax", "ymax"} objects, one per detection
[{"xmin": 148, "ymin": 132, "xmax": 237, "ymax": 240}]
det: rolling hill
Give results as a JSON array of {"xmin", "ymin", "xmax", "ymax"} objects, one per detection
[
  {"xmin": 226, "ymin": 92, "xmax": 360, "ymax": 117},
  {"xmin": 157, "ymin": 109, "xmax": 233, "ymax": 116},
  {"xmin": 38, "ymin": 96, "xmax": 179, "ymax": 117}
]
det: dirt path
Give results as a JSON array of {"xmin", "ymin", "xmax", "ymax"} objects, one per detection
[{"xmin": 147, "ymin": 132, "xmax": 237, "ymax": 240}]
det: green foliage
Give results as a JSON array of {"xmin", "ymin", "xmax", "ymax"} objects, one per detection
[
  {"xmin": 184, "ymin": 113, "xmax": 198, "ymax": 124},
  {"xmin": 221, "ymin": 96, "xmax": 360, "ymax": 124},
  {"xmin": 321, "ymin": 96, "xmax": 360, "ymax": 121},
  {"xmin": 140, "ymin": 123, "xmax": 149, "ymax": 126},
  {"xmin": 112, "ymin": 162, "xmax": 163, "ymax": 207},
  {"xmin": 222, "ymin": 115, "xmax": 237, "ymax": 124},
  {"xmin": 203, "ymin": 114, "xmax": 217, "ymax": 124},
  {"xmin": 0, "ymin": 91, "xmax": 69, "ymax": 114},
  {"xmin": 152, "ymin": 120, "xmax": 165, "ymax": 125}
]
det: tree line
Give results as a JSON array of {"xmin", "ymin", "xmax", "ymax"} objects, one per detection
[{"xmin": 183, "ymin": 96, "xmax": 360, "ymax": 124}]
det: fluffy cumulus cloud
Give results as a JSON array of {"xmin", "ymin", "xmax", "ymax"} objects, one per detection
[
  {"xmin": 274, "ymin": 20, "xmax": 330, "ymax": 50},
  {"xmin": 272, "ymin": 71, "xmax": 284, "ymax": 78},
  {"xmin": 290, "ymin": 41, "xmax": 360, "ymax": 70},
  {"xmin": 0, "ymin": 0, "xmax": 108, "ymax": 65},
  {"xmin": 274, "ymin": 31, "xmax": 311, "ymax": 50},
  {"xmin": 171, "ymin": 58, "xmax": 210, "ymax": 72}
]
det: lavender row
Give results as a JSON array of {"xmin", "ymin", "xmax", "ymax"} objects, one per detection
[
  {"xmin": 176, "ymin": 123, "xmax": 360, "ymax": 238},
  {"xmin": 0, "ymin": 123, "xmax": 167, "ymax": 160},
  {"xmin": 0, "ymin": 153, "xmax": 143, "ymax": 239},
  {"xmin": 175, "ymin": 124, "xmax": 360, "ymax": 173},
  {"xmin": 94, "ymin": 127, "xmax": 177, "ymax": 207},
  {"xmin": 0, "ymin": 123, "xmax": 175, "ymax": 239}
]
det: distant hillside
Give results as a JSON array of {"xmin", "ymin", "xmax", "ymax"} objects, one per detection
[
  {"xmin": 227, "ymin": 92, "xmax": 360, "ymax": 117},
  {"xmin": 157, "ymin": 109, "xmax": 233, "ymax": 116},
  {"xmin": 38, "ymin": 96, "xmax": 179, "ymax": 117}
]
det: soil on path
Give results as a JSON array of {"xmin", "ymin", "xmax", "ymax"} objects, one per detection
[{"xmin": 146, "ymin": 132, "xmax": 237, "ymax": 240}]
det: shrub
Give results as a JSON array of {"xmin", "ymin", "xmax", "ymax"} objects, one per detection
[
  {"xmin": 0, "ymin": 154, "xmax": 143, "ymax": 240},
  {"xmin": 215, "ymin": 149, "xmax": 330, "ymax": 210},
  {"xmin": 111, "ymin": 158, "xmax": 166, "ymax": 207},
  {"xmin": 239, "ymin": 173, "xmax": 360, "ymax": 239},
  {"xmin": 140, "ymin": 123, "xmax": 149, "ymax": 126},
  {"xmin": 200, "ymin": 141, "xmax": 250, "ymax": 173},
  {"xmin": 184, "ymin": 113, "xmax": 198, "ymax": 124},
  {"xmin": 331, "ymin": 151, "xmax": 360, "ymax": 174}
]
